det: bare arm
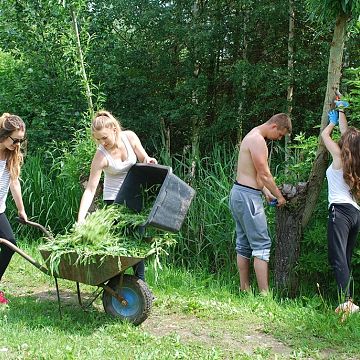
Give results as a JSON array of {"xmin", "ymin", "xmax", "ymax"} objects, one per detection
[
  {"xmin": 10, "ymin": 177, "xmax": 27, "ymax": 221},
  {"xmin": 250, "ymin": 138, "xmax": 286, "ymax": 206},
  {"xmin": 77, "ymin": 151, "xmax": 105, "ymax": 223},
  {"xmin": 125, "ymin": 131, "xmax": 157, "ymax": 164},
  {"xmin": 338, "ymin": 110, "xmax": 348, "ymax": 135},
  {"xmin": 321, "ymin": 123, "xmax": 341, "ymax": 167},
  {"xmin": 262, "ymin": 186, "xmax": 276, "ymax": 202}
]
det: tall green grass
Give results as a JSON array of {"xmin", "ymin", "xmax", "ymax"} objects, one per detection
[
  {"xmin": 7, "ymin": 128, "xmax": 95, "ymax": 238},
  {"xmin": 165, "ymin": 144, "xmax": 237, "ymax": 277},
  {"xmin": 7, "ymin": 152, "xmax": 82, "ymax": 238}
]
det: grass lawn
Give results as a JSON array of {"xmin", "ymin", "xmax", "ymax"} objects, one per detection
[{"xmin": 1, "ymin": 241, "xmax": 360, "ymax": 359}]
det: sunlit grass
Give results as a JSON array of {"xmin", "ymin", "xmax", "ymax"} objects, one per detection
[{"xmin": 1, "ymin": 241, "xmax": 360, "ymax": 359}]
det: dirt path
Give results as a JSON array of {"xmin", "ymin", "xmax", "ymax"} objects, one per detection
[{"xmin": 142, "ymin": 306, "xmax": 293, "ymax": 358}]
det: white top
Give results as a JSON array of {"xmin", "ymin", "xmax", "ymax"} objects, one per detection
[
  {"xmin": 98, "ymin": 133, "xmax": 137, "ymax": 200},
  {"xmin": 326, "ymin": 163, "xmax": 360, "ymax": 210},
  {"xmin": 0, "ymin": 160, "xmax": 10, "ymax": 213}
]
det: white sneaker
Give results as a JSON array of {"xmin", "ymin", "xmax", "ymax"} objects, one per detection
[{"xmin": 335, "ymin": 300, "xmax": 359, "ymax": 314}]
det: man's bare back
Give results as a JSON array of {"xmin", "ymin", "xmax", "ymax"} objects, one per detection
[{"xmin": 236, "ymin": 127, "xmax": 267, "ymax": 190}]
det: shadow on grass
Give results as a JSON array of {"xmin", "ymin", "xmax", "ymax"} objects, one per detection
[{"xmin": 5, "ymin": 288, "xmax": 128, "ymax": 335}]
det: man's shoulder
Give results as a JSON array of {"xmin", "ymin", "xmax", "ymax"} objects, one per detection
[{"xmin": 243, "ymin": 130, "xmax": 265, "ymax": 146}]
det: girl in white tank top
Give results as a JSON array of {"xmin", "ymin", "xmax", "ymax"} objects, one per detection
[
  {"xmin": 77, "ymin": 110, "xmax": 157, "ymax": 223},
  {"xmin": 321, "ymin": 103, "xmax": 360, "ymax": 314},
  {"xmin": 98, "ymin": 132, "xmax": 137, "ymax": 201},
  {"xmin": 77, "ymin": 110, "xmax": 157, "ymax": 282}
]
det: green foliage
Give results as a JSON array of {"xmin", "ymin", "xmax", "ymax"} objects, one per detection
[
  {"xmin": 345, "ymin": 67, "xmax": 360, "ymax": 126},
  {"xmin": 0, "ymin": 0, "xmax": 358, "ymax": 152},
  {"xmin": 7, "ymin": 152, "xmax": 82, "ymax": 236},
  {"xmin": 49, "ymin": 126, "xmax": 95, "ymax": 183},
  {"xmin": 273, "ymin": 133, "xmax": 319, "ymax": 184},
  {"xmin": 305, "ymin": 0, "xmax": 360, "ymax": 19},
  {"xmin": 0, "ymin": 0, "xmax": 98, "ymax": 150},
  {"xmin": 297, "ymin": 185, "xmax": 336, "ymax": 294}
]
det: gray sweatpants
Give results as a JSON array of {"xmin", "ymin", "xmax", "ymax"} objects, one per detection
[{"xmin": 229, "ymin": 183, "xmax": 271, "ymax": 262}]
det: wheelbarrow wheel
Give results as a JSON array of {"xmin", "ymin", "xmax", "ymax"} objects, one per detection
[{"xmin": 102, "ymin": 274, "xmax": 152, "ymax": 326}]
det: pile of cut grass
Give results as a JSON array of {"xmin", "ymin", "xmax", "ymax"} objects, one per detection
[{"xmin": 39, "ymin": 205, "xmax": 176, "ymax": 275}]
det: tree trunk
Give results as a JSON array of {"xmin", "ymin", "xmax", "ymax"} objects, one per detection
[
  {"xmin": 274, "ymin": 183, "xmax": 307, "ymax": 295},
  {"xmin": 237, "ymin": 7, "xmax": 249, "ymax": 143},
  {"xmin": 274, "ymin": 13, "xmax": 349, "ymax": 294},
  {"xmin": 302, "ymin": 13, "xmax": 348, "ymax": 229},
  {"xmin": 274, "ymin": 204, "xmax": 302, "ymax": 296},
  {"xmin": 70, "ymin": 8, "xmax": 94, "ymax": 117},
  {"xmin": 190, "ymin": 94, "xmax": 200, "ymax": 183},
  {"xmin": 285, "ymin": 0, "xmax": 295, "ymax": 173}
]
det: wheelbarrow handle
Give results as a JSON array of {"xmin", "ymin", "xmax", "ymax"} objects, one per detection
[
  {"xmin": 16, "ymin": 217, "xmax": 54, "ymax": 240},
  {"xmin": 0, "ymin": 237, "xmax": 50, "ymax": 275}
]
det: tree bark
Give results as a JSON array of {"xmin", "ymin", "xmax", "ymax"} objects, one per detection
[
  {"xmin": 274, "ymin": 204, "xmax": 302, "ymax": 295},
  {"xmin": 274, "ymin": 183, "xmax": 307, "ymax": 295}
]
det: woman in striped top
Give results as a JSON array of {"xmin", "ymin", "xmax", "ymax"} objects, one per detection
[{"xmin": 0, "ymin": 113, "xmax": 27, "ymax": 305}]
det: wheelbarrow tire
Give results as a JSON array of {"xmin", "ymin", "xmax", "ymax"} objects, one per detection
[{"xmin": 102, "ymin": 274, "xmax": 152, "ymax": 326}]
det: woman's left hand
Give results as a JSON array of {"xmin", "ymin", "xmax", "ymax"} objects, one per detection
[{"xmin": 143, "ymin": 156, "xmax": 158, "ymax": 164}]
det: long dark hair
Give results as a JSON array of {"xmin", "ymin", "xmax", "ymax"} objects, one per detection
[{"xmin": 339, "ymin": 127, "xmax": 360, "ymax": 201}]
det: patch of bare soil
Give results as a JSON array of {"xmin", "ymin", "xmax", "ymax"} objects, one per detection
[{"xmin": 142, "ymin": 307, "xmax": 293, "ymax": 358}]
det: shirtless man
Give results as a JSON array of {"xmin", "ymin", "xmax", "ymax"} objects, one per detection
[{"xmin": 229, "ymin": 113, "xmax": 292, "ymax": 293}]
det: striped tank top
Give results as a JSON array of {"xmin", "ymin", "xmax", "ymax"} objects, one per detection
[
  {"xmin": 98, "ymin": 133, "xmax": 137, "ymax": 200},
  {"xmin": 0, "ymin": 160, "xmax": 10, "ymax": 213}
]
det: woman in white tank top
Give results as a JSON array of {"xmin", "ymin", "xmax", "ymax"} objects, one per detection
[
  {"xmin": 78, "ymin": 110, "xmax": 157, "ymax": 222},
  {"xmin": 77, "ymin": 110, "xmax": 157, "ymax": 281},
  {"xmin": 321, "ymin": 101, "xmax": 360, "ymax": 315}
]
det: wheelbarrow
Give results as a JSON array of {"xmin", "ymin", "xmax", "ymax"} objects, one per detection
[{"xmin": 0, "ymin": 219, "xmax": 153, "ymax": 326}]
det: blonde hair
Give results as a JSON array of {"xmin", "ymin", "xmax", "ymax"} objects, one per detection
[
  {"xmin": 91, "ymin": 110, "xmax": 122, "ymax": 145},
  {"xmin": 266, "ymin": 113, "xmax": 292, "ymax": 134},
  {"xmin": 0, "ymin": 113, "xmax": 25, "ymax": 179},
  {"xmin": 338, "ymin": 127, "xmax": 360, "ymax": 201}
]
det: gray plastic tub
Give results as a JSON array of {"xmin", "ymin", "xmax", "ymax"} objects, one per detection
[{"xmin": 114, "ymin": 164, "xmax": 195, "ymax": 232}]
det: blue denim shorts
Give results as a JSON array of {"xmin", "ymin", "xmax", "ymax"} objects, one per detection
[{"xmin": 229, "ymin": 183, "xmax": 271, "ymax": 262}]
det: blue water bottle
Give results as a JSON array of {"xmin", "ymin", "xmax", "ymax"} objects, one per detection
[{"xmin": 268, "ymin": 199, "xmax": 278, "ymax": 207}]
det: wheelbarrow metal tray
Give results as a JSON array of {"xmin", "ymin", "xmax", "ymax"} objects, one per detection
[{"xmin": 40, "ymin": 250, "xmax": 144, "ymax": 286}]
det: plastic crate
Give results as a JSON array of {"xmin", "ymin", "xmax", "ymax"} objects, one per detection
[{"xmin": 114, "ymin": 164, "xmax": 195, "ymax": 232}]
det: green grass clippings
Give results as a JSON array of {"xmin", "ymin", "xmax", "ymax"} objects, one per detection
[{"xmin": 39, "ymin": 205, "xmax": 176, "ymax": 276}]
